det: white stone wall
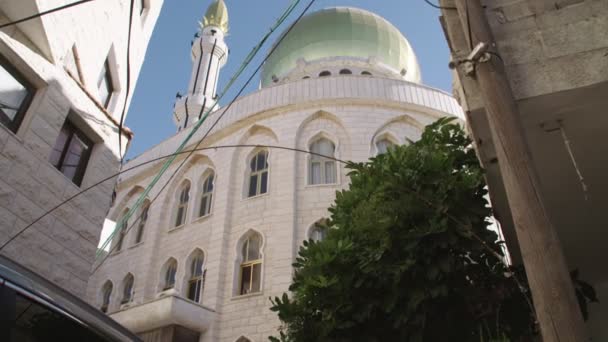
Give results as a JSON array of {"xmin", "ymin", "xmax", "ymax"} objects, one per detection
[
  {"xmin": 88, "ymin": 76, "xmax": 463, "ymax": 341},
  {"xmin": 0, "ymin": 0, "xmax": 162, "ymax": 298}
]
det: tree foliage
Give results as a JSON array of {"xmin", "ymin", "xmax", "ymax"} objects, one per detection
[{"xmin": 270, "ymin": 118, "xmax": 535, "ymax": 342}]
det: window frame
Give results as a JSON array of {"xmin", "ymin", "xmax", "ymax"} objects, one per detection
[
  {"xmin": 186, "ymin": 254, "xmax": 205, "ymax": 303},
  {"xmin": 0, "ymin": 54, "xmax": 35, "ymax": 133},
  {"xmin": 121, "ymin": 275, "xmax": 134, "ymax": 304},
  {"xmin": 308, "ymin": 138, "xmax": 337, "ymax": 185},
  {"xmin": 163, "ymin": 260, "xmax": 177, "ymax": 291},
  {"xmin": 50, "ymin": 119, "xmax": 94, "ymax": 186},
  {"xmin": 198, "ymin": 173, "xmax": 214, "ymax": 218},
  {"xmin": 134, "ymin": 203, "xmax": 149, "ymax": 244},
  {"xmin": 247, "ymin": 150, "xmax": 269, "ymax": 198},
  {"xmin": 97, "ymin": 59, "xmax": 114, "ymax": 109},
  {"xmin": 100, "ymin": 281, "xmax": 113, "ymax": 313},
  {"xmin": 174, "ymin": 183, "xmax": 190, "ymax": 227},
  {"xmin": 239, "ymin": 234, "xmax": 263, "ymax": 295}
]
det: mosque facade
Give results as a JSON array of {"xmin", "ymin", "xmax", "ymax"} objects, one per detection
[{"xmin": 86, "ymin": 2, "xmax": 464, "ymax": 341}]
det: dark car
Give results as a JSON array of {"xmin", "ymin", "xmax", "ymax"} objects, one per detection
[{"xmin": 0, "ymin": 255, "xmax": 140, "ymax": 341}]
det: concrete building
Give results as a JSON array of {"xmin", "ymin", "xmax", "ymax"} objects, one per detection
[
  {"xmin": 438, "ymin": 0, "xmax": 608, "ymax": 340},
  {"xmin": 86, "ymin": 3, "xmax": 464, "ymax": 341},
  {"xmin": 0, "ymin": 0, "xmax": 162, "ymax": 298}
]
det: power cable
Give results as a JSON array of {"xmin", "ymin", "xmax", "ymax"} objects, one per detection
[
  {"xmin": 96, "ymin": 0, "xmax": 311, "ymax": 256},
  {"xmin": 117, "ymin": 0, "xmax": 136, "ymax": 164},
  {"xmin": 93, "ymin": 0, "xmax": 318, "ymax": 266},
  {"xmin": 422, "ymin": 0, "xmax": 457, "ymax": 10},
  {"xmin": 0, "ymin": 0, "xmax": 309, "ymax": 253},
  {"xmin": 0, "ymin": 0, "xmax": 95, "ymax": 29}
]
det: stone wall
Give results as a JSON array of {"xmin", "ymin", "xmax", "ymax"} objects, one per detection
[{"xmin": 0, "ymin": 0, "xmax": 162, "ymax": 298}]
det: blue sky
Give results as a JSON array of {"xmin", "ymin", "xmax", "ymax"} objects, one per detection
[{"xmin": 124, "ymin": 0, "xmax": 453, "ymax": 159}]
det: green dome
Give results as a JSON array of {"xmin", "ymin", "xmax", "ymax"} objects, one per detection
[{"xmin": 261, "ymin": 7, "xmax": 419, "ymax": 87}]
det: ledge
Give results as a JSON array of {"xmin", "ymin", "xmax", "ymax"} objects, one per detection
[{"xmin": 110, "ymin": 294, "xmax": 216, "ymax": 334}]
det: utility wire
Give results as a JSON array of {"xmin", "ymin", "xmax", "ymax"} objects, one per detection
[
  {"xmin": 422, "ymin": 0, "xmax": 457, "ymax": 10},
  {"xmin": 0, "ymin": 0, "xmax": 95, "ymax": 29},
  {"xmin": 95, "ymin": 0, "xmax": 317, "ymax": 262},
  {"xmin": 96, "ymin": 0, "xmax": 312, "ymax": 256},
  {"xmin": 117, "ymin": 0, "xmax": 136, "ymax": 164}
]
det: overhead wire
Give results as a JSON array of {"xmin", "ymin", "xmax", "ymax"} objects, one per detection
[
  {"xmin": 93, "ymin": 0, "xmax": 319, "ymax": 270},
  {"xmin": 0, "ymin": 0, "xmax": 95, "ymax": 29},
  {"xmin": 117, "ymin": 0, "xmax": 136, "ymax": 164},
  {"xmin": 422, "ymin": 0, "xmax": 457, "ymax": 10}
]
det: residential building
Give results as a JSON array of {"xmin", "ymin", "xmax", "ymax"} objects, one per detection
[{"xmin": 0, "ymin": 0, "xmax": 163, "ymax": 298}]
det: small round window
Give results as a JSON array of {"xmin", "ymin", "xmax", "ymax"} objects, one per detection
[
  {"xmin": 319, "ymin": 71, "xmax": 331, "ymax": 77},
  {"xmin": 302, "ymin": 76, "xmax": 310, "ymax": 79},
  {"xmin": 339, "ymin": 69, "xmax": 352, "ymax": 75},
  {"xmin": 361, "ymin": 71, "xmax": 372, "ymax": 76}
]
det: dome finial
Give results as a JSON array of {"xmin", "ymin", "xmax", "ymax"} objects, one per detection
[{"xmin": 203, "ymin": 0, "xmax": 229, "ymax": 33}]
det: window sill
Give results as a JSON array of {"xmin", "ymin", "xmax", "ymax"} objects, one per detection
[
  {"xmin": 168, "ymin": 224, "xmax": 186, "ymax": 233},
  {"xmin": 192, "ymin": 213, "xmax": 212, "ymax": 224},
  {"xmin": 111, "ymin": 249, "xmax": 124, "ymax": 257},
  {"xmin": 305, "ymin": 182, "xmax": 339, "ymax": 188},
  {"xmin": 243, "ymin": 192, "xmax": 269, "ymax": 201},
  {"xmin": 231, "ymin": 291, "xmax": 263, "ymax": 301},
  {"xmin": 129, "ymin": 242, "xmax": 143, "ymax": 249}
]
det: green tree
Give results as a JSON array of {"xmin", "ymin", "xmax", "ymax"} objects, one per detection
[{"xmin": 270, "ymin": 118, "xmax": 535, "ymax": 342}]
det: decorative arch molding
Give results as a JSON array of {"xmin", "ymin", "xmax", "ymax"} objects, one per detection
[
  {"xmin": 158, "ymin": 257, "xmax": 179, "ymax": 293},
  {"xmin": 109, "ymin": 185, "xmax": 145, "ymax": 221},
  {"xmin": 373, "ymin": 114, "xmax": 425, "ymax": 138},
  {"xmin": 232, "ymin": 228, "xmax": 266, "ymax": 296},
  {"xmin": 235, "ymin": 336, "xmax": 254, "ymax": 342},
  {"xmin": 238, "ymin": 124, "xmax": 279, "ymax": 145},
  {"xmin": 182, "ymin": 248, "xmax": 206, "ymax": 302},
  {"xmin": 305, "ymin": 217, "xmax": 330, "ymax": 241},
  {"xmin": 370, "ymin": 114, "xmax": 424, "ymax": 154}
]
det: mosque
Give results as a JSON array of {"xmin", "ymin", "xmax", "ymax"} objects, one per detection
[{"xmin": 86, "ymin": 1, "xmax": 464, "ymax": 341}]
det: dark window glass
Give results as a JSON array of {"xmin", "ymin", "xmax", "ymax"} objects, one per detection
[
  {"xmin": 50, "ymin": 120, "xmax": 93, "ymax": 186},
  {"xmin": 135, "ymin": 204, "xmax": 149, "ymax": 243},
  {"xmin": 97, "ymin": 60, "xmax": 113, "ymax": 108},
  {"xmin": 248, "ymin": 174, "xmax": 258, "ymax": 197},
  {"xmin": 319, "ymin": 71, "xmax": 331, "ymax": 77},
  {"xmin": 339, "ymin": 69, "xmax": 352, "ymax": 75},
  {"xmin": 2, "ymin": 287, "xmax": 107, "ymax": 341},
  {"xmin": 361, "ymin": 71, "xmax": 372, "ymax": 76},
  {"xmin": 0, "ymin": 55, "xmax": 34, "ymax": 133},
  {"xmin": 240, "ymin": 265, "xmax": 251, "ymax": 295},
  {"xmin": 139, "ymin": 0, "xmax": 146, "ymax": 15}
]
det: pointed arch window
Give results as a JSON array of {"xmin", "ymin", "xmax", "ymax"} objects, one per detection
[
  {"xmin": 239, "ymin": 233, "xmax": 263, "ymax": 295},
  {"xmin": 199, "ymin": 173, "xmax": 214, "ymax": 217},
  {"xmin": 121, "ymin": 274, "xmax": 134, "ymax": 304},
  {"xmin": 309, "ymin": 221, "xmax": 329, "ymax": 242},
  {"xmin": 376, "ymin": 138, "xmax": 395, "ymax": 155},
  {"xmin": 175, "ymin": 182, "xmax": 190, "ymax": 227},
  {"xmin": 187, "ymin": 252, "xmax": 205, "ymax": 303},
  {"xmin": 115, "ymin": 209, "xmax": 129, "ymax": 252},
  {"xmin": 309, "ymin": 138, "xmax": 337, "ymax": 185},
  {"xmin": 100, "ymin": 281, "xmax": 113, "ymax": 313},
  {"xmin": 135, "ymin": 202, "xmax": 149, "ymax": 244},
  {"xmin": 248, "ymin": 151, "xmax": 268, "ymax": 197},
  {"xmin": 163, "ymin": 259, "xmax": 178, "ymax": 290}
]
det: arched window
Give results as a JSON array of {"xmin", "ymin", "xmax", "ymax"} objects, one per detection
[
  {"xmin": 199, "ymin": 173, "xmax": 214, "ymax": 217},
  {"xmin": 236, "ymin": 338, "xmax": 251, "ymax": 342},
  {"xmin": 100, "ymin": 281, "xmax": 113, "ymax": 313},
  {"xmin": 115, "ymin": 209, "xmax": 129, "ymax": 252},
  {"xmin": 309, "ymin": 221, "xmax": 329, "ymax": 242},
  {"xmin": 248, "ymin": 151, "xmax": 269, "ymax": 197},
  {"xmin": 319, "ymin": 70, "xmax": 331, "ymax": 77},
  {"xmin": 175, "ymin": 182, "xmax": 190, "ymax": 227},
  {"xmin": 361, "ymin": 71, "xmax": 372, "ymax": 76},
  {"xmin": 339, "ymin": 69, "xmax": 352, "ymax": 75},
  {"xmin": 239, "ymin": 233, "xmax": 263, "ymax": 295},
  {"xmin": 376, "ymin": 138, "xmax": 395, "ymax": 155},
  {"xmin": 121, "ymin": 274, "xmax": 134, "ymax": 304},
  {"xmin": 309, "ymin": 138, "xmax": 337, "ymax": 185},
  {"xmin": 163, "ymin": 259, "xmax": 178, "ymax": 290},
  {"xmin": 302, "ymin": 76, "xmax": 310, "ymax": 79},
  {"xmin": 135, "ymin": 202, "xmax": 149, "ymax": 244},
  {"xmin": 186, "ymin": 251, "xmax": 205, "ymax": 303}
]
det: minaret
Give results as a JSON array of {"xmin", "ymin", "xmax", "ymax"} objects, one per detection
[{"xmin": 173, "ymin": 0, "xmax": 229, "ymax": 131}]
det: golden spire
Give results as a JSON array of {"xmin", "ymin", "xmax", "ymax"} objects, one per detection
[{"xmin": 203, "ymin": 0, "xmax": 229, "ymax": 33}]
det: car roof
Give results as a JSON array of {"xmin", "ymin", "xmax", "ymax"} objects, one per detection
[{"xmin": 0, "ymin": 254, "xmax": 141, "ymax": 342}]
